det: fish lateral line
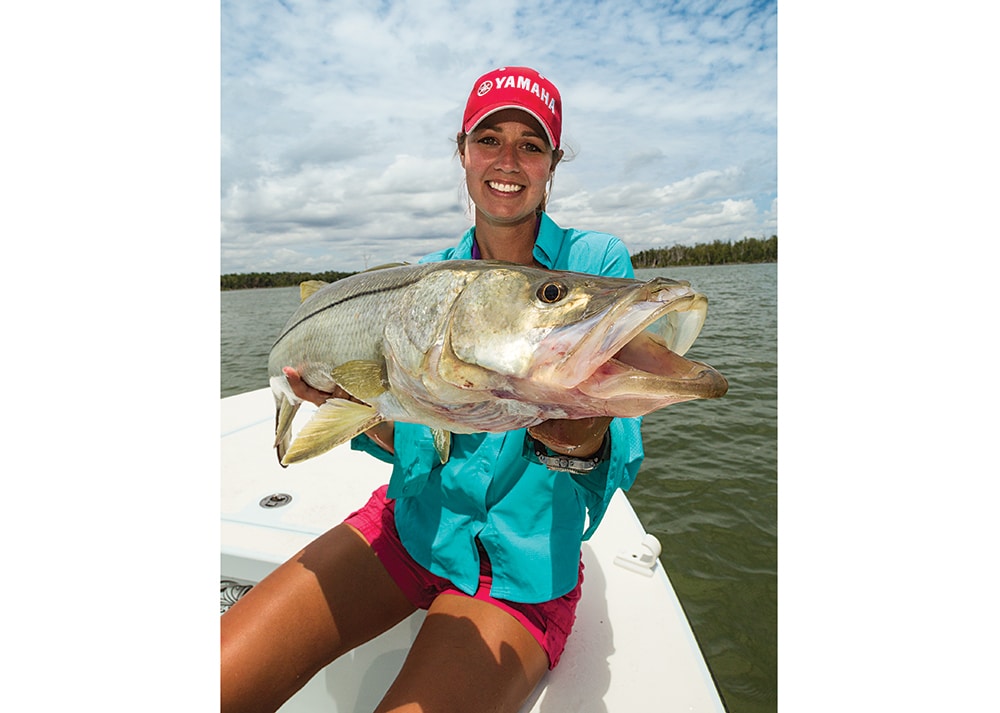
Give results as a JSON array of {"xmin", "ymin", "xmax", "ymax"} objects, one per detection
[{"xmin": 271, "ymin": 266, "xmax": 442, "ymax": 350}]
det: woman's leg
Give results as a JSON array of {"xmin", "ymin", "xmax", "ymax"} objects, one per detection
[
  {"xmin": 221, "ymin": 523, "xmax": 417, "ymax": 713},
  {"xmin": 374, "ymin": 593, "xmax": 549, "ymax": 713}
]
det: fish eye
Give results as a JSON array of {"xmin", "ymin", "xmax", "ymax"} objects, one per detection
[{"xmin": 537, "ymin": 281, "xmax": 567, "ymax": 304}]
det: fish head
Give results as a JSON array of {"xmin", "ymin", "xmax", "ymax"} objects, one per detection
[
  {"xmin": 444, "ymin": 266, "xmax": 610, "ymax": 378},
  {"xmin": 441, "ymin": 265, "xmax": 728, "ymax": 413}
]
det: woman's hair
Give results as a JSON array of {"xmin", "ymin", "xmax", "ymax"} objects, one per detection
[{"xmin": 455, "ymin": 132, "xmax": 564, "ymax": 214}]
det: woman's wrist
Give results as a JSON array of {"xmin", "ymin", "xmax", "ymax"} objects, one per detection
[
  {"xmin": 523, "ymin": 429, "xmax": 612, "ymax": 475},
  {"xmin": 541, "ymin": 432, "xmax": 604, "ymax": 459},
  {"xmin": 527, "ymin": 417, "xmax": 611, "ymax": 459}
]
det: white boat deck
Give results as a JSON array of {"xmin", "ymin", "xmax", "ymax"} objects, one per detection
[{"xmin": 222, "ymin": 388, "xmax": 726, "ymax": 712}]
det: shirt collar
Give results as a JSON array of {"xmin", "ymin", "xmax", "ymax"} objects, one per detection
[
  {"xmin": 531, "ymin": 212, "xmax": 560, "ymax": 268},
  {"xmin": 455, "ymin": 226, "xmax": 477, "ymax": 259},
  {"xmin": 462, "ymin": 213, "xmax": 559, "ymax": 267}
]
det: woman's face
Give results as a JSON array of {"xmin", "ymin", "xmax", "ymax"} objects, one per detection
[{"xmin": 461, "ymin": 109, "xmax": 562, "ymax": 229}]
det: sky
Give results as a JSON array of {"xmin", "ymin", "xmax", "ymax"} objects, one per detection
[{"xmin": 221, "ymin": 0, "xmax": 777, "ymax": 274}]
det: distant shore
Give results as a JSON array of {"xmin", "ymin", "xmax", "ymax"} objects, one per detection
[
  {"xmin": 631, "ymin": 235, "xmax": 776, "ymax": 269},
  {"xmin": 221, "ymin": 235, "xmax": 777, "ymax": 290}
]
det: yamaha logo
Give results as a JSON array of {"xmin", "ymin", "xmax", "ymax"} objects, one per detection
[{"xmin": 477, "ymin": 80, "xmax": 493, "ymax": 97}]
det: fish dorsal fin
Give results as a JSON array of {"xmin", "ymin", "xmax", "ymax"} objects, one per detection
[
  {"xmin": 431, "ymin": 428, "xmax": 452, "ymax": 464},
  {"xmin": 329, "ymin": 360, "xmax": 389, "ymax": 402},
  {"xmin": 299, "ymin": 280, "xmax": 328, "ymax": 302},
  {"xmin": 282, "ymin": 399, "xmax": 385, "ymax": 466}
]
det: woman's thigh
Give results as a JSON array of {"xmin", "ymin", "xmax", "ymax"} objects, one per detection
[
  {"xmin": 375, "ymin": 593, "xmax": 549, "ymax": 713},
  {"xmin": 221, "ymin": 522, "xmax": 416, "ymax": 713}
]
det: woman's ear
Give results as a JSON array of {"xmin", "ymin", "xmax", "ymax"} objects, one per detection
[
  {"xmin": 456, "ymin": 132, "xmax": 467, "ymax": 168},
  {"xmin": 551, "ymin": 148, "xmax": 564, "ymax": 172}
]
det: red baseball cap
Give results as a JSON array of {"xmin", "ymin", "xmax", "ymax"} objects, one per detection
[{"xmin": 462, "ymin": 67, "xmax": 563, "ymax": 149}]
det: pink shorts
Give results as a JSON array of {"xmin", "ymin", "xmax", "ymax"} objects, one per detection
[{"xmin": 344, "ymin": 485, "xmax": 584, "ymax": 669}]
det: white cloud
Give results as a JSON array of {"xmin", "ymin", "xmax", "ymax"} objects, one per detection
[{"xmin": 221, "ymin": 0, "xmax": 777, "ymax": 273}]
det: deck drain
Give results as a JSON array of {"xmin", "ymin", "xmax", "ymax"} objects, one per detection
[{"xmin": 259, "ymin": 492, "xmax": 293, "ymax": 508}]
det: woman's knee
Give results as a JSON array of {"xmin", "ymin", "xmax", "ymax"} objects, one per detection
[
  {"xmin": 374, "ymin": 594, "xmax": 548, "ymax": 713},
  {"xmin": 221, "ymin": 524, "xmax": 416, "ymax": 713}
]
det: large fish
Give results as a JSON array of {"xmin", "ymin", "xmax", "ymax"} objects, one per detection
[{"xmin": 268, "ymin": 260, "xmax": 727, "ymax": 466}]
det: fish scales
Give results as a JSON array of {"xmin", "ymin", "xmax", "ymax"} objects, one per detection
[{"xmin": 270, "ymin": 263, "xmax": 464, "ymax": 392}]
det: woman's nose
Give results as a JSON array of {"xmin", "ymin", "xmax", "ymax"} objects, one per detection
[{"xmin": 493, "ymin": 143, "xmax": 519, "ymax": 172}]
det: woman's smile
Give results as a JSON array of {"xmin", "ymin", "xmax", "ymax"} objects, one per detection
[{"xmin": 487, "ymin": 180, "xmax": 524, "ymax": 194}]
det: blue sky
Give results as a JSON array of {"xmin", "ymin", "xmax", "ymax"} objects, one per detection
[{"xmin": 221, "ymin": 0, "xmax": 777, "ymax": 273}]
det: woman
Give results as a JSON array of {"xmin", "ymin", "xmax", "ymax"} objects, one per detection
[{"xmin": 221, "ymin": 66, "xmax": 644, "ymax": 713}]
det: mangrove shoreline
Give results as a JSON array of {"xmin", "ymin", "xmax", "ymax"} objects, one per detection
[{"xmin": 222, "ymin": 235, "xmax": 777, "ymax": 290}]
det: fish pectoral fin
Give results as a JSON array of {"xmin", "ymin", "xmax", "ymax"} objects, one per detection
[
  {"xmin": 281, "ymin": 398, "xmax": 385, "ymax": 466},
  {"xmin": 329, "ymin": 360, "xmax": 389, "ymax": 402},
  {"xmin": 298, "ymin": 280, "xmax": 328, "ymax": 302},
  {"xmin": 431, "ymin": 428, "xmax": 451, "ymax": 464}
]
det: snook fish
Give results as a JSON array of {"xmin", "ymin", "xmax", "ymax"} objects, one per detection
[{"xmin": 268, "ymin": 260, "xmax": 727, "ymax": 466}]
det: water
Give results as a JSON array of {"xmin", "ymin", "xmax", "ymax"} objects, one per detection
[
  {"xmin": 221, "ymin": 285, "xmax": 303, "ymax": 398},
  {"xmin": 220, "ymin": 263, "xmax": 777, "ymax": 713},
  {"xmin": 630, "ymin": 264, "xmax": 776, "ymax": 713}
]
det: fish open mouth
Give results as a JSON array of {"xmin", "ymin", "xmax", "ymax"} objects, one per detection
[{"xmin": 535, "ymin": 278, "xmax": 729, "ymax": 401}]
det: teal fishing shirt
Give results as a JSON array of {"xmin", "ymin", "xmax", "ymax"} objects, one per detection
[{"xmin": 353, "ymin": 213, "xmax": 645, "ymax": 603}]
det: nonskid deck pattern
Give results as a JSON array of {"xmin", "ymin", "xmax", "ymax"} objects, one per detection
[{"xmin": 221, "ymin": 579, "xmax": 254, "ymax": 614}]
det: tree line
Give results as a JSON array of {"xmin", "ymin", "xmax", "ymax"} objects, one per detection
[
  {"xmin": 631, "ymin": 235, "xmax": 776, "ymax": 268},
  {"xmin": 221, "ymin": 270, "xmax": 356, "ymax": 291},
  {"xmin": 220, "ymin": 235, "xmax": 777, "ymax": 289}
]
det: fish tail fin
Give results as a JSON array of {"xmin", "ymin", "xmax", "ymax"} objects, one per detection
[
  {"xmin": 271, "ymin": 377, "xmax": 302, "ymax": 468},
  {"xmin": 282, "ymin": 399, "xmax": 385, "ymax": 466}
]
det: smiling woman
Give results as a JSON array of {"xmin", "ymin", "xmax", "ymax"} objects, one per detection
[
  {"xmin": 455, "ymin": 68, "xmax": 566, "ymax": 265},
  {"xmin": 458, "ymin": 110, "xmax": 561, "ymax": 245},
  {"xmin": 222, "ymin": 66, "xmax": 700, "ymax": 713}
]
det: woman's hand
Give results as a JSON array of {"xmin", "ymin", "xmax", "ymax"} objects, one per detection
[
  {"xmin": 283, "ymin": 366, "xmax": 343, "ymax": 406},
  {"xmin": 283, "ymin": 366, "xmax": 395, "ymax": 455},
  {"xmin": 527, "ymin": 417, "xmax": 611, "ymax": 459}
]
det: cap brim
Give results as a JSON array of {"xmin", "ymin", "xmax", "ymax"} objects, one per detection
[{"xmin": 464, "ymin": 105, "xmax": 557, "ymax": 149}]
